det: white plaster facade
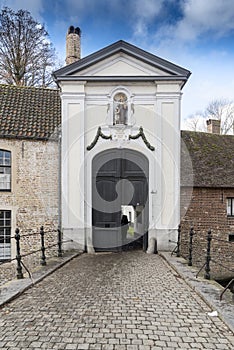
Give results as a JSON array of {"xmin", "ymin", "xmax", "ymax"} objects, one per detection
[{"xmin": 54, "ymin": 41, "xmax": 190, "ymax": 252}]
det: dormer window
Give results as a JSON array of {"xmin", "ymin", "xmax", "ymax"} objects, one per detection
[{"xmin": 113, "ymin": 92, "xmax": 128, "ymax": 125}]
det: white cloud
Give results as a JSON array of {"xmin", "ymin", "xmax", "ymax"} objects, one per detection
[
  {"xmin": 130, "ymin": 0, "xmax": 163, "ymax": 37},
  {"xmin": 133, "ymin": 0, "xmax": 234, "ymax": 51},
  {"xmin": 173, "ymin": 0, "xmax": 234, "ymax": 41},
  {"xmin": 133, "ymin": 0, "xmax": 163, "ymax": 20}
]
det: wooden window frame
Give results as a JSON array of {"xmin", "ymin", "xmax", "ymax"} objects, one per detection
[
  {"xmin": 0, "ymin": 149, "xmax": 11, "ymax": 192},
  {"xmin": 227, "ymin": 197, "xmax": 234, "ymax": 217},
  {"xmin": 0, "ymin": 210, "xmax": 11, "ymax": 261}
]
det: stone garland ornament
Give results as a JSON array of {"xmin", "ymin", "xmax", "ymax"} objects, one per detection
[
  {"xmin": 87, "ymin": 126, "xmax": 155, "ymax": 151},
  {"xmin": 129, "ymin": 127, "xmax": 155, "ymax": 151},
  {"xmin": 86, "ymin": 127, "xmax": 112, "ymax": 151}
]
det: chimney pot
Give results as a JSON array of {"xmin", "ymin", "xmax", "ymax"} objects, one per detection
[
  {"xmin": 66, "ymin": 25, "xmax": 81, "ymax": 65},
  {"xmin": 206, "ymin": 119, "xmax": 221, "ymax": 134}
]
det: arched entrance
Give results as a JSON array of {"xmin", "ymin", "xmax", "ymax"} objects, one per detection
[{"xmin": 92, "ymin": 149, "xmax": 149, "ymax": 252}]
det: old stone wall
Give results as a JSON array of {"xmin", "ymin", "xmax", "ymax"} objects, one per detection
[
  {"xmin": 0, "ymin": 138, "xmax": 59, "ymax": 285},
  {"xmin": 180, "ymin": 187, "xmax": 234, "ymax": 279},
  {"xmin": 66, "ymin": 30, "xmax": 81, "ymax": 65}
]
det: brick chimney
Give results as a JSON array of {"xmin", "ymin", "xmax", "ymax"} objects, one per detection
[
  {"xmin": 206, "ymin": 119, "xmax": 221, "ymax": 134},
  {"xmin": 66, "ymin": 26, "xmax": 81, "ymax": 65}
]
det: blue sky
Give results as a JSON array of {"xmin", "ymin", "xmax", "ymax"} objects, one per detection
[{"xmin": 1, "ymin": 0, "xmax": 234, "ymax": 126}]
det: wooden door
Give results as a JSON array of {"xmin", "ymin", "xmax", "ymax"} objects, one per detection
[{"xmin": 92, "ymin": 149, "xmax": 148, "ymax": 251}]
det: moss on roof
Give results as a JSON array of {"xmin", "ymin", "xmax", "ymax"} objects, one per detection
[{"xmin": 181, "ymin": 130, "xmax": 234, "ymax": 187}]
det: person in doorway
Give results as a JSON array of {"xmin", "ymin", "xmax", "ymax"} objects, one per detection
[{"xmin": 121, "ymin": 215, "xmax": 129, "ymax": 248}]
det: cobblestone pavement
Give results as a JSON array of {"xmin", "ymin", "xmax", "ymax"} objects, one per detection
[{"xmin": 0, "ymin": 251, "xmax": 233, "ymax": 350}]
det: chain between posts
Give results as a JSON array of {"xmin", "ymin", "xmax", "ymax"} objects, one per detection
[
  {"xmin": 40, "ymin": 226, "xmax": 46, "ymax": 266},
  {"xmin": 57, "ymin": 228, "xmax": 63, "ymax": 257},
  {"xmin": 188, "ymin": 226, "xmax": 194, "ymax": 266},
  {"xmin": 176, "ymin": 225, "xmax": 181, "ymax": 257},
  {"xmin": 173, "ymin": 226, "xmax": 233, "ymax": 300},
  {"xmin": 204, "ymin": 229, "xmax": 212, "ymax": 280},
  {"xmin": 12, "ymin": 227, "xmax": 66, "ymax": 279}
]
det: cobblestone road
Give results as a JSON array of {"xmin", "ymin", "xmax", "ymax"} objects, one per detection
[{"xmin": 0, "ymin": 251, "xmax": 233, "ymax": 349}]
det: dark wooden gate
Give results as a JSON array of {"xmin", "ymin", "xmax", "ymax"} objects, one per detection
[{"xmin": 92, "ymin": 149, "xmax": 149, "ymax": 251}]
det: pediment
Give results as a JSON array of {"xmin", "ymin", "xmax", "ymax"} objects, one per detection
[
  {"xmin": 53, "ymin": 40, "xmax": 191, "ymax": 83},
  {"xmin": 72, "ymin": 53, "xmax": 169, "ymax": 77}
]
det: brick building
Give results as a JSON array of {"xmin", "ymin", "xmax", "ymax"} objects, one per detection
[
  {"xmin": 181, "ymin": 128, "xmax": 234, "ymax": 279},
  {"xmin": 0, "ymin": 84, "xmax": 60, "ymax": 284}
]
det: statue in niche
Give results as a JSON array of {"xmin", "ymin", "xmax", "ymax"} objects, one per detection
[{"xmin": 113, "ymin": 93, "xmax": 128, "ymax": 125}]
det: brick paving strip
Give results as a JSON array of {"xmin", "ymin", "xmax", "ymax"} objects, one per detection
[{"xmin": 0, "ymin": 250, "xmax": 233, "ymax": 349}]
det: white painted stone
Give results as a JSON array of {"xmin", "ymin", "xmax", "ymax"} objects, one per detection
[
  {"xmin": 147, "ymin": 237, "xmax": 157, "ymax": 254},
  {"xmin": 57, "ymin": 46, "xmax": 187, "ymax": 252}
]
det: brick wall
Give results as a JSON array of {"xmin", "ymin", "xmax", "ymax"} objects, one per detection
[
  {"xmin": 180, "ymin": 187, "xmax": 234, "ymax": 279},
  {"xmin": 0, "ymin": 138, "xmax": 59, "ymax": 285}
]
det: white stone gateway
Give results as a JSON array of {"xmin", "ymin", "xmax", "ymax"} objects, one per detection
[{"xmin": 53, "ymin": 37, "xmax": 191, "ymax": 253}]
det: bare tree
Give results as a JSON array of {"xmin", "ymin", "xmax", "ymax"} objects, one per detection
[
  {"xmin": 0, "ymin": 7, "xmax": 57, "ymax": 87},
  {"xmin": 204, "ymin": 99, "xmax": 234, "ymax": 135},
  {"xmin": 184, "ymin": 112, "xmax": 206, "ymax": 132},
  {"xmin": 184, "ymin": 99, "xmax": 234, "ymax": 134}
]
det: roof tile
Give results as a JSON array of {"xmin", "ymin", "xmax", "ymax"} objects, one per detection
[
  {"xmin": 0, "ymin": 84, "xmax": 61, "ymax": 140},
  {"xmin": 181, "ymin": 130, "xmax": 234, "ymax": 188}
]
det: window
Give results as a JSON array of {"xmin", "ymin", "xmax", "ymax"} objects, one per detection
[
  {"xmin": 0, "ymin": 210, "xmax": 11, "ymax": 260},
  {"xmin": 227, "ymin": 198, "xmax": 234, "ymax": 216},
  {"xmin": 113, "ymin": 93, "xmax": 128, "ymax": 125},
  {"xmin": 0, "ymin": 150, "xmax": 11, "ymax": 191}
]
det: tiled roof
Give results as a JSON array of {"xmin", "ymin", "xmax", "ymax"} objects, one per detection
[
  {"xmin": 181, "ymin": 130, "xmax": 234, "ymax": 188},
  {"xmin": 0, "ymin": 84, "xmax": 61, "ymax": 140}
]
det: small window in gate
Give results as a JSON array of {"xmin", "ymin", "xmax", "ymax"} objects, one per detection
[{"xmin": 228, "ymin": 233, "xmax": 234, "ymax": 242}]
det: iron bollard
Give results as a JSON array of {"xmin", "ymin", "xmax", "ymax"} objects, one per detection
[
  {"xmin": 204, "ymin": 229, "xmax": 212, "ymax": 280},
  {"xmin": 176, "ymin": 225, "xmax": 181, "ymax": 257},
  {"xmin": 188, "ymin": 226, "xmax": 194, "ymax": 266},
  {"xmin": 57, "ymin": 228, "xmax": 62, "ymax": 257},
  {"xmin": 40, "ymin": 226, "xmax": 46, "ymax": 266},
  {"xmin": 15, "ymin": 228, "xmax": 24, "ymax": 279}
]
